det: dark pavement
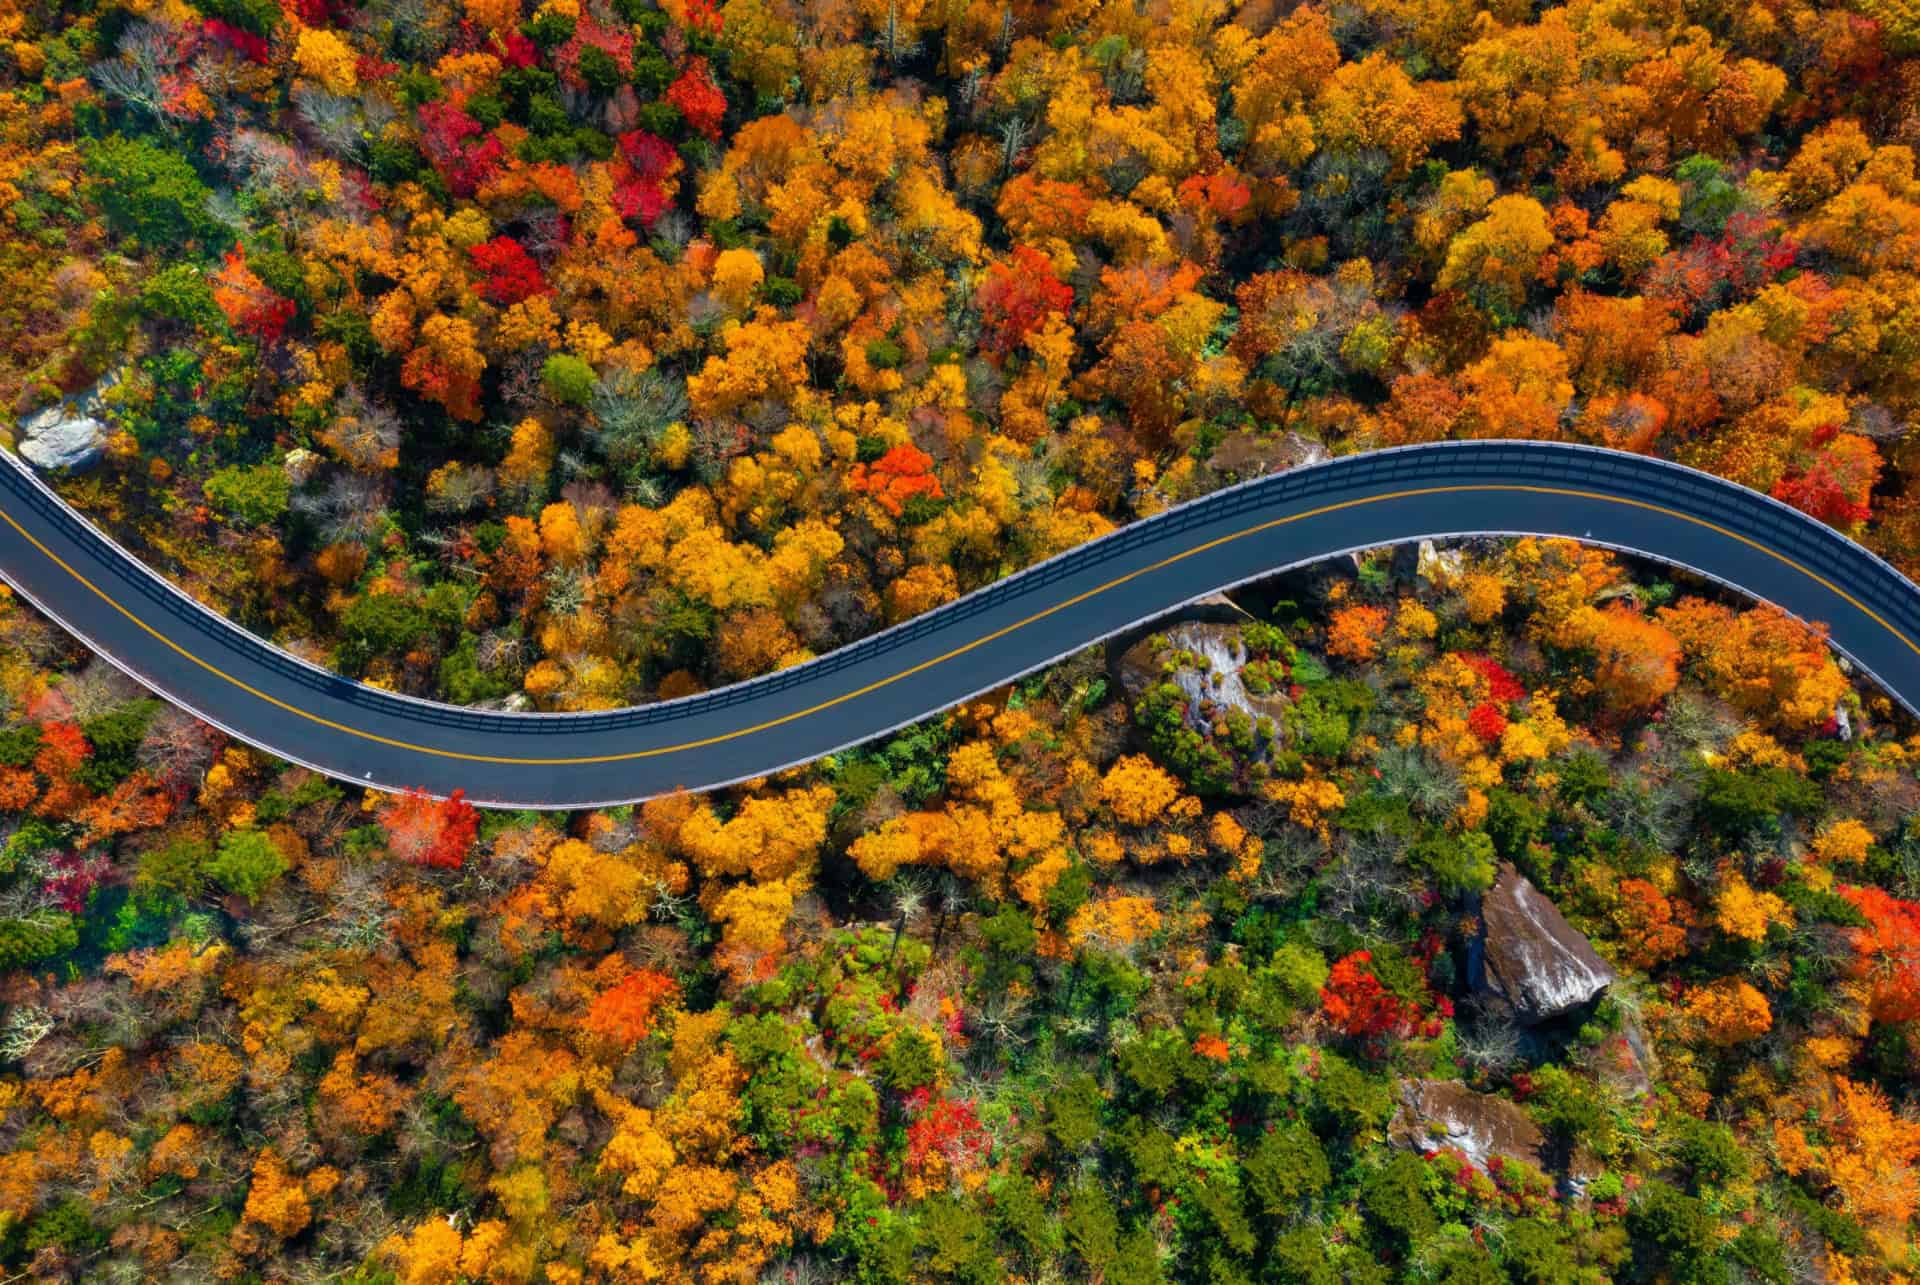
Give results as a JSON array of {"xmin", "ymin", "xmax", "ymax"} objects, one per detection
[{"xmin": 0, "ymin": 442, "xmax": 1913, "ymax": 808}]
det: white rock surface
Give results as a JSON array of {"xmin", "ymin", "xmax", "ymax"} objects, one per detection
[
  {"xmin": 18, "ymin": 408, "xmax": 106, "ymax": 471},
  {"xmin": 15, "ymin": 372, "xmax": 121, "ymax": 473}
]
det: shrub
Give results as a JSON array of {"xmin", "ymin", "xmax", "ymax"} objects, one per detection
[
  {"xmin": 1626, "ymin": 1181, "xmax": 1726, "ymax": 1284},
  {"xmin": 1245, "ymin": 1122, "xmax": 1331, "ymax": 1213},
  {"xmin": 1359, "ymin": 1152, "xmax": 1438, "ymax": 1251},
  {"xmin": 84, "ymin": 135, "xmax": 225, "ymax": 250},
  {"xmin": 1268, "ymin": 941, "xmax": 1330, "ymax": 1007},
  {"xmin": 542, "ymin": 353, "xmax": 597, "ymax": 404},
  {"xmin": 137, "ymin": 833, "xmax": 212, "ymax": 898},
  {"xmin": 139, "ymin": 264, "xmax": 221, "ymax": 330},
  {"xmin": 0, "ymin": 912, "xmax": 79, "ymax": 969},
  {"xmin": 205, "ymin": 463, "xmax": 291, "ymax": 526},
  {"xmin": 1044, "ymin": 1072, "xmax": 1105, "ymax": 1151},
  {"xmin": 76, "ymin": 700, "xmax": 159, "ymax": 791},
  {"xmin": 339, "ymin": 593, "xmax": 433, "ymax": 670},
  {"xmin": 206, "ymin": 830, "xmax": 288, "ymax": 901}
]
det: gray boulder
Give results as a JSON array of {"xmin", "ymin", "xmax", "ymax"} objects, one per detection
[
  {"xmin": 1471, "ymin": 863, "xmax": 1616, "ymax": 1025},
  {"xmin": 1388, "ymin": 1080, "xmax": 1547, "ymax": 1173},
  {"xmin": 17, "ymin": 404, "xmax": 105, "ymax": 472},
  {"xmin": 15, "ymin": 372, "xmax": 121, "ymax": 473}
]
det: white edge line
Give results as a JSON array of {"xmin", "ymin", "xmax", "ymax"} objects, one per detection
[
  {"xmin": 7, "ymin": 436, "xmax": 1912, "ymax": 806},
  {"xmin": 15, "ymin": 438, "xmax": 1917, "ymax": 726},
  {"xmin": 2, "ymin": 526, "xmax": 1900, "ymax": 812}
]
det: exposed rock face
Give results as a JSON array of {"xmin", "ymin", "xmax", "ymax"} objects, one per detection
[
  {"xmin": 1389, "ymin": 537, "xmax": 1470, "ymax": 586},
  {"xmin": 1207, "ymin": 429, "xmax": 1330, "ymax": 482},
  {"xmin": 1389, "ymin": 1080, "xmax": 1547, "ymax": 1173},
  {"xmin": 17, "ymin": 404, "xmax": 105, "ymax": 472},
  {"xmin": 1112, "ymin": 621, "xmax": 1289, "ymax": 728},
  {"xmin": 14, "ymin": 372, "xmax": 120, "ymax": 473},
  {"xmin": 1472, "ymin": 863, "xmax": 1617, "ymax": 1025}
]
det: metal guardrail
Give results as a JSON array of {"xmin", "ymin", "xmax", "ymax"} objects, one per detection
[{"xmin": 5, "ymin": 440, "xmax": 1920, "ymax": 742}]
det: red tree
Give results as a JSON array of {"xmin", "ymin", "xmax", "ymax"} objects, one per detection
[
  {"xmin": 1773, "ymin": 427, "xmax": 1881, "ymax": 526},
  {"xmin": 468, "ymin": 236, "xmax": 550, "ymax": 305},
  {"xmin": 380, "ymin": 788, "xmax": 480, "ymax": 870},
  {"xmin": 667, "ymin": 59, "xmax": 727, "ymax": 140},
  {"xmin": 1839, "ymin": 885, "xmax": 1920, "ymax": 1023},
  {"xmin": 976, "ymin": 245, "xmax": 1074, "ymax": 360},
  {"xmin": 614, "ymin": 130, "xmax": 682, "ymax": 228},
  {"xmin": 1467, "ymin": 702, "xmax": 1509, "ymax": 743},
  {"xmin": 1321, "ymin": 951, "xmax": 1418, "ymax": 1040},
  {"xmin": 1462, "ymin": 654, "xmax": 1526, "ymax": 703},
  {"xmin": 583, "ymin": 969, "xmax": 680, "ymax": 1047},
  {"xmin": 848, "ymin": 444, "xmax": 944, "ymax": 517},
  {"xmin": 417, "ymin": 102, "xmax": 504, "ymax": 197},
  {"xmin": 904, "ymin": 1091, "xmax": 990, "ymax": 1174}
]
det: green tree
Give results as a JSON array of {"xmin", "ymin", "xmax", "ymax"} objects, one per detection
[
  {"xmin": 542, "ymin": 353, "xmax": 597, "ymax": 405},
  {"xmin": 1626, "ymin": 1182, "xmax": 1727, "ymax": 1284},
  {"xmin": 206, "ymin": 830, "xmax": 288, "ymax": 901},
  {"xmin": 1359, "ymin": 1152, "xmax": 1437, "ymax": 1253},
  {"xmin": 205, "ymin": 463, "xmax": 291, "ymax": 527},
  {"xmin": 139, "ymin": 264, "xmax": 222, "ymax": 330},
  {"xmin": 84, "ymin": 135, "xmax": 226, "ymax": 251},
  {"xmin": 1245, "ymin": 1122, "xmax": 1330, "ymax": 1213}
]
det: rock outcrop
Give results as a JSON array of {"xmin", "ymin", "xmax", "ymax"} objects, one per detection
[
  {"xmin": 17, "ymin": 404, "xmax": 106, "ymax": 472},
  {"xmin": 1112, "ymin": 620, "xmax": 1289, "ymax": 729},
  {"xmin": 1388, "ymin": 1080, "xmax": 1547, "ymax": 1173},
  {"xmin": 1206, "ymin": 429, "xmax": 1330, "ymax": 483},
  {"xmin": 14, "ymin": 373, "xmax": 120, "ymax": 473},
  {"xmin": 1471, "ymin": 863, "xmax": 1616, "ymax": 1025}
]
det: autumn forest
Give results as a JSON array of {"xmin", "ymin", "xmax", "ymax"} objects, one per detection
[{"xmin": 6, "ymin": 0, "xmax": 1920, "ymax": 1278}]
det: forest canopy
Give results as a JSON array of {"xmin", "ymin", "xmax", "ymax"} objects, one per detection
[{"xmin": 5, "ymin": 0, "xmax": 1920, "ymax": 1280}]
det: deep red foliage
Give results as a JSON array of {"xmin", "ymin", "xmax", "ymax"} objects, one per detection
[
  {"xmin": 493, "ymin": 29, "xmax": 540, "ymax": 69},
  {"xmin": 976, "ymin": 245, "xmax": 1075, "ymax": 360},
  {"xmin": 619, "ymin": 130, "xmax": 678, "ymax": 180},
  {"xmin": 1321, "ymin": 951, "xmax": 1418, "ymax": 1040},
  {"xmin": 287, "ymin": 0, "xmax": 354, "ymax": 26},
  {"xmin": 667, "ymin": 58, "xmax": 727, "ymax": 140},
  {"xmin": 612, "ymin": 130, "xmax": 680, "ymax": 228},
  {"xmin": 1468, "ymin": 702, "xmax": 1509, "ymax": 743},
  {"xmin": 201, "ymin": 18, "xmax": 269, "ymax": 63},
  {"xmin": 468, "ymin": 236, "xmax": 550, "ymax": 305},
  {"xmin": 683, "ymin": 0, "xmax": 725, "ymax": 34},
  {"xmin": 43, "ymin": 850, "xmax": 110, "ymax": 914},
  {"xmin": 417, "ymin": 102, "xmax": 504, "ymax": 198},
  {"xmin": 1462, "ymin": 653, "xmax": 1526, "ymax": 703},
  {"xmin": 904, "ymin": 1091, "xmax": 990, "ymax": 1173},
  {"xmin": 556, "ymin": 17, "xmax": 634, "ymax": 91},
  {"xmin": 1772, "ymin": 428, "xmax": 1881, "ymax": 525},
  {"xmin": 1647, "ymin": 212, "xmax": 1798, "ymax": 316}
]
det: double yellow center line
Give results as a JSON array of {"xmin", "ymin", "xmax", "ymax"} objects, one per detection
[{"xmin": 0, "ymin": 483, "xmax": 1913, "ymax": 768}]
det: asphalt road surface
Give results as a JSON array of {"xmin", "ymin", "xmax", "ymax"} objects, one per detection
[{"xmin": 1, "ymin": 441, "xmax": 1915, "ymax": 809}]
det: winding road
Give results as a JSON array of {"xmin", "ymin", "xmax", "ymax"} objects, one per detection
[{"xmin": 0, "ymin": 441, "xmax": 1915, "ymax": 809}]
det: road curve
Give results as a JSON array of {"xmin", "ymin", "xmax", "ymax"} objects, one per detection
[{"xmin": 0, "ymin": 441, "xmax": 1915, "ymax": 809}]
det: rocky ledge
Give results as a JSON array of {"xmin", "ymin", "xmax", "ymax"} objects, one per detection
[
  {"xmin": 1471, "ymin": 862, "xmax": 1617, "ymax": 1025},
  {"xmin": 13, "ymin": 372, "xmax": 120, "ymax": 473}
]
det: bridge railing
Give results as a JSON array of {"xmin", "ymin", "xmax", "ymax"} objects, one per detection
[{"xmin": 6, "ymin": 440, "xmax": 1918, "ymax": 740}]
